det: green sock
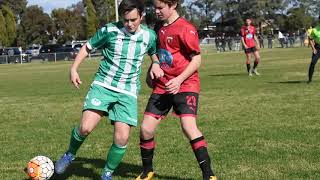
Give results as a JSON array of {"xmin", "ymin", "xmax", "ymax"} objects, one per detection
[
  {"xmin": 67, "ymin": 127, "xmax": 86, "ymax": 156},
  {"xmin": 104, "ymin": 143, "xmax": 127, "ymax": 173}
]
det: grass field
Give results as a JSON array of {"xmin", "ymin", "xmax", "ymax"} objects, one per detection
[{"xmin": 1, "ymin": 47, "xmax": 320, "ymax": 180}]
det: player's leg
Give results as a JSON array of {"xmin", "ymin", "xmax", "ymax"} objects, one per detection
[
  {"xmin": 102, "ymin": 92, "xmax": 138, "ymax": 179},
  {"xmin": 136, "ymin": 115, "xmax": 161, "ymax": 180},
  {"xmin": 180, "ymin": 117, "xmax": 216, "ymax": 180},
  {"xmin": 55, "ymin": 110, "xmax": 103, "ymax": 174},
  {"xmin": 244, "ymin": 50, "xmax": 252, "ymax": 75},
  {"xmin": 308, "ymin": 50, "xmax": 320, "ymax": 83},
  {"xmin": 102, "ymin": 121, "xmax": 131, "ymax": 179},
  {"xmin": 173, "ymin": 93, "xmax": 216, "ymax": 180},
  {"xmin": 136, "ymin": 94, "xmax": 172, "ymax": 180},
  {"xmin": 252, "ymin": 48, "xmax": 261, "ymax": 75}
]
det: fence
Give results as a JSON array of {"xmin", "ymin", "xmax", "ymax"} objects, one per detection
[{"xmin": 0, "ymin": 51, "xmax": 102, "ymax": 64}]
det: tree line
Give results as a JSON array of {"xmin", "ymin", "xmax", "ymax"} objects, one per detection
[{"xmin": 0, "ymin": 0, "xmax": 319, "ymax": 48}]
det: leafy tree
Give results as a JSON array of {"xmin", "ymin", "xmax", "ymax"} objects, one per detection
[
  {"xmin": 68, "ymin": 2, "xmax": 86, "ymax": 40},
  {"xmin": 84, "ymin": 0, "xmax": 98, "ymax": 38},
  {"xmin": 92, "ymin": 0, "xmax": 115, "ymax": 27},
  {"xmin": 2, "ymin": 5, "xmax": 16, "ymax": 46},
  {"xmin": 285, "ymin": 7, "xmax": 313, "ymax": 31},
  {"xmin": 0, "ymin": 10, "xmax": 8, "ymax": 46},
  {"xmin": 2, "ymin": 0, "xmax": 27, "ymax": 22},
  {"xmin": 17, "ymin": 5, "xmax": 53, "ymax": 47}
]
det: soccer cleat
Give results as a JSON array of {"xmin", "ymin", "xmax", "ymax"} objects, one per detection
[
  {"xmin": 135, "ymin": 171, "xmax": 155, "ymax": 180},
  {"xmin": 248, "ymin": 71, "xmax": 253, "ymax": 76},
  {"xmin": 55, "ymin": 152, "xmax": 75, "ymax": 174},
  {"xmin": 101, "ymin": 171, "xmax": 112, "ymax": 180},
  {"xmin": 209, "ymin": 176, "xmax": 218, "ymax": 180},
  {"xmin": 252, "ymin": 69, "xmax": 260, "ymax": 76}
]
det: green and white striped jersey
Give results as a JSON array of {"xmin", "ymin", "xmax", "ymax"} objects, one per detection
[{"xmin": 87, "ymin": 22, "xmax": 157, "ymax": 98}]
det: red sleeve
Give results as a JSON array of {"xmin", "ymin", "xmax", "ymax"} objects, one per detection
[{"xmin": 182, "ymin": 25, "xmax": 200, "ymax": 56}]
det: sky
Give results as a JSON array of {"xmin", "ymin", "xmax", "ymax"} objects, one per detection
[{"xmin": 27, "ymin": 0, "xmax": 81, "ymax": 14}]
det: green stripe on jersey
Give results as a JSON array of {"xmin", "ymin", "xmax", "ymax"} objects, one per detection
[{"xmin": 88, "ymin": 22, "xmax": 157, "ymax": 97}]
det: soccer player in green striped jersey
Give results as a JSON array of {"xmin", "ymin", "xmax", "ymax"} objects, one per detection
[{"xmin": 54, "ymin": 0, "xmax": 164, "ymax": 179}]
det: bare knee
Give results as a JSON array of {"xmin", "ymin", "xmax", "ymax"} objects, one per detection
[
  {"xmin": 140, "ymin": 123, "xmax": 156, "ymax": 140},
  {"xmin": 181, "ymin": 120, "xmax": 202, "ymax": 140},
  {"xmin": 78, "ymin": 125, "xmax": 93, "ymax": 136},
  {"xmin": 114, "ymin": 131, "xmax": 129, "ymax": 146}
]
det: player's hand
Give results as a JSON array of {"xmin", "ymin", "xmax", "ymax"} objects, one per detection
[
  {"xmin": 165, "ymin": 77, "xmax": 183, "ymax": 94},
  {"xmin": 146, "ymin": 72, "xmax": 154, "ymax": 88},
  {"xmin": 244, "ymin": 45, "xmax": 248, "ymax": 49},
  {"xmin": 313, "ymin": 49, "xmax": 318, "ymax": 55},
  {"xmin": 149, "ymin": 63, "xmax": 164, "ymax": 80},
  {"xmin": 70, "ymin": 69, "xmax": 82, "ymax": 89}
]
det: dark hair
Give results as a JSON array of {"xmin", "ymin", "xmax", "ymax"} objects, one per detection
[
  {"xmin": 118, "ymin": 0, "xmax": 144, "ymax": 17},
  {"xmin": 158, "ymin": 0, "xmax": 179, "ymax": 8}
]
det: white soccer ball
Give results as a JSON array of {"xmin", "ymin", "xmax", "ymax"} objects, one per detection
[{"xmin": 27, "ymin": 155, "xmax": 54, "ymax": 180}]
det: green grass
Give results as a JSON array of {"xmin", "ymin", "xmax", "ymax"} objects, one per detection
[{"xmin": 1, "ymin": 47, "xmax": 320, "ymax": 179}]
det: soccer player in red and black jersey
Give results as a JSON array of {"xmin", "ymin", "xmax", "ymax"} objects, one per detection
[
  {"xmin": 241, "ymin": 18, "xmax": 261, "ymax": 76},
  {"xmin": 136, "ymin": 0, "xmax": 217, "ymax": 180}
]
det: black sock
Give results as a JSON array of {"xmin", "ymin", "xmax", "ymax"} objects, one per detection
[
  {"xmin": 253, "ymin": 61, "xmax": 259, "ymax": 69},
  {"xmin": 140, "ymin": 138, "xmax": 155, "ymax": 177},
  {"xmin": 190, "ymin": 137, "xmax": 214, "ymax": 179},
  {"xmin": 246, "ymin": 64, "xmax": 251, "ymax": 73},
  {"xmin": 308, "ymin": 63, "xmax": 315, "ymax": 82}
]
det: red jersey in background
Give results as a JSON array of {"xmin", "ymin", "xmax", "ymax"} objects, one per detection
[{"xmin": 241, "ymin": 25, "xmax": 256, "ymax": 48}]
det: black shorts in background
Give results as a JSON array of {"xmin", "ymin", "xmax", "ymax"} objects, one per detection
[
  {"xmin": 144, "ymin": 92, "xmax": 199, "ymax": 119},
  {"xmin": 244, "ymin": 46, "xmax": 257, "ymax": 53}
]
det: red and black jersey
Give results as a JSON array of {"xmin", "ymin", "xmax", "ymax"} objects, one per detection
[
  {"xmin": 153, "ymin": 17, "xmax": 201, "ymax": 94},
  {"xmin": 241, "ymin": 25, "xmax": 256, "ymax": 48}
]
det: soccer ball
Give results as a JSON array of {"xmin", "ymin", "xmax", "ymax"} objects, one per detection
[{"xmin": 27, "ymin": 156, "xmax": 54, "ymax": 180}]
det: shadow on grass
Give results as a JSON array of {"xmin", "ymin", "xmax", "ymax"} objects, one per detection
[
  {"xmin": 209, "ymin": 73, "xmax": 244, "ymax": 77},
  {"xmin": 267, "ymin": 80, "xmax": 307, "ymax": 84},
  {"xmin": 49, "ymin": 157, "xmax": 193, "ymax": 180}
]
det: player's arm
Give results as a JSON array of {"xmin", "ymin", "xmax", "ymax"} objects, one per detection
[
  {"xmin": 70, "ymin": 44, "xmax": 90, "ymax": 89},
  {"xmin": 166, "ymin": 54, "xmax": 201, "ymax": 94},
  {"xmin": 241, "ymin": 36, "xmax": 248, "ymax": 49},
  {"xmin": 309, "ymin": 30, "xmax": 317, "ymax": 54},
  {"xmin": 254, "ymin": 35, "xmax": 260, "ymax": 49},
  {"xmin": 149, "ymin": 54, "xmax": 164, "ymax": 79},
  {"xmin": 70, "ymin": 26, "xmax": 109, "ymax": 89},
  {"xmin": 309, "ymin": 39, "xmax": 317, "ymax": 54}
]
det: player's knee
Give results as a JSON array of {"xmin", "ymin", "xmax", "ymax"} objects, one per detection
[
  {"xmin": 181, "ymin": 124, "xmax": 201, "ymax": 140},
  {"xmin": 140, "ymin": 124, "xmax": 155, "ymax": 140},
  {"xmin": 79, "ymin": 125, "xmax": 93, "ymax": 136},
  {"xmin": 114, "ymin": 133, "xmax": 129, "ymax": 146}
]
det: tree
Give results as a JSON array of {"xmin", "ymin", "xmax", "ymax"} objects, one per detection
[
  {"xmin": 92, "ymin": 0, "xmax": 115, "ymax": 27},
  {"xmin": 0, "ymin": 10, "xmax": 8, "ymax": 46},
  {"xmin": 17, "ymin": 5, "xmax": 53, "ymax": 47},
  {"xmin": 68, "ymin": 2, "xmax": 86, "ymax": 40},
  {"xmin": 84, "ymin": 0, "xmax": 98, "ymax": 38},
  {"xmin": 2, "ymin": 0, "xmax": 27, "ymax": 22},
  {"xmin": 285, "ymin": 7, "xmax": 313, "ymax": 31},
  {"xmin": 2, "ymin": 5, "xmax": 16, "ymax": 46}
]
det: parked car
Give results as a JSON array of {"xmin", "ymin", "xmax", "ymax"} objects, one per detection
[
  {"xmin": 39, "ymin": 44, "xmax": 78, "ymax": 61},
  {"xmin": 2, "ymin": 47, "xmax": 30, "ymax": 63},
  {"xmin": 25, "ymin": 45, "xmax": 41, "ymax": 57}
]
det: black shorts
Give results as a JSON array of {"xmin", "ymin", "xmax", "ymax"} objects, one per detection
[
  {"xmin": 144, "ymin": 92, "xmax": 199, "ymax": 119},
  {"xmin": 244, "ymin": 47, "xmax": 257, "ymax": 54}
]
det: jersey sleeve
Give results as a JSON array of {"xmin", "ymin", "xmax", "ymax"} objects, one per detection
[
  {"xmin": 147, "ymin": 30, "xmax": 157, "ymax": 55},
  {"xmin": 182, "ymin": 25, "xmax": 201, "ymax": 56},
  {"xmin": 87, "ymin": 26, "xmax": 110, "ymax": 50},
  {"xmin": 310, "ymin": 29, "xmax": 316, "ymax": 40}
]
